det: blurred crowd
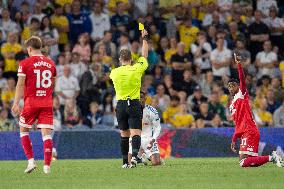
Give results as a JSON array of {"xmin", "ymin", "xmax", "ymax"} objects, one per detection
[{"xmin": 1, "ymin": 0, "xmax": 284, "ymax": 131}]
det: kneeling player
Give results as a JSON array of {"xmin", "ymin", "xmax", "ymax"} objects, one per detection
[
  {"xmin": 228, "ymin": 54, "xmax": 283, "ymax": 168},
  {"xmin": 129, "ymin": 91, "xmax": 162, "ymax": 166}
]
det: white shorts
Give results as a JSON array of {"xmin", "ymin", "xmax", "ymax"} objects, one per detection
[{"xmin": 129, "ymin": 137, "xmax": 160, "ymax": 159}]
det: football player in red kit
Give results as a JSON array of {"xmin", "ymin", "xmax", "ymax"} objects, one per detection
[
  {"xmin": 228, "ymin": 53, "xmax": 283, "ymax": 168},
  {"xmin": 12, "ymin": 36, "xmax": 56, "ymax": 174}
]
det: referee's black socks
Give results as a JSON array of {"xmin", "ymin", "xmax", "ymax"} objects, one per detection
[
  {"xmin": 121, "ymin": 137, "xmax": 129, "ymax": 165},
  {"xmin": 131, "ymin": 135, "xmax": 141, "ymax": 159}
]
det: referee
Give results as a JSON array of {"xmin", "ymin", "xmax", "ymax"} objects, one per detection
[{"xmin": 110, "ymin": 29, "xmax": 148, "ymax": 168}]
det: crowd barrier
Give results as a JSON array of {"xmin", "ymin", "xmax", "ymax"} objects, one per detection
[{"xmin": 0, "ymin": 127, "xmax": 283, "ymax": 160}]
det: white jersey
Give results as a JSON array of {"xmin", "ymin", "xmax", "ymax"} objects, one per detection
[
  {"xmin": 141, "ymin": 105, "xmax": 161, "ymax": 140},
  {"xmin": 129, "ymin": 105, "xmax": 161, "ymax": 158}
]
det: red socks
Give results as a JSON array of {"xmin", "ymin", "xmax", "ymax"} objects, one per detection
[
  {"xmin": 43, "ymin": 135, "xmax": 53, "ymax": 166},
  {"xmin": 240, "ymin": 156, "xmax": 270, "ymax": 167},
  {"xmin": 20, "ymin": 132, "xmax": 34, "ymax": 160}
]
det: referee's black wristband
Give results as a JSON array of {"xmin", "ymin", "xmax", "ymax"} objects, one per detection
[{"xmin": 142, "ymin": 35, "xmax": 148, "ymax": 41}]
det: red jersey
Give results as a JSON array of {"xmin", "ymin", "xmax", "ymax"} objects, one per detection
[
  {"xmin": 229, "ymin": 64, "xmax": 259, "ymax": 142},
  {"xmin": 17, "ymin": 55, "xmax": 56, "ymax": 108}
]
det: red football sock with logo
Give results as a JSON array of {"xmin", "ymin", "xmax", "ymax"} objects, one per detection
[
  {"xmin": 43, "ymin": 135, "xmax": 53, "ymax": 166},
  {"xmin": 20, "ymin": 132, "xmax": 34, "ymax": 160},
  {"xmin": 240, "ymin": 156, "xmax": 270, "ymax": 167}
]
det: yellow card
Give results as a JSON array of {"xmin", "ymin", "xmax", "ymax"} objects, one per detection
[{"xmin": 139, "ymin": 23, "xmax": 144, "ymax": 31}]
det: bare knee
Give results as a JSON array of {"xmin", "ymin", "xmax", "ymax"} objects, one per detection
[{"xmin": 120, "ymin": 130, "xmax": 130, "ymax": 137}]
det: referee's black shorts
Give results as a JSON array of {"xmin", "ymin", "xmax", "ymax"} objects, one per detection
[{"xmin": 116, "ymin": 99, "xmax": 142, "ymax": 131}]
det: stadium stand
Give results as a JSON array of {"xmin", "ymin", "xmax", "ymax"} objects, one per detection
[{"xmin": 0, "ymin": 0, "xmax": 284, "ymax": 132}]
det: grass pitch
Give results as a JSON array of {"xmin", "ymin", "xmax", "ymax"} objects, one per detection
[{"xmin": 0, "ymin": 158, "xmax": 283, "ymax": 189}]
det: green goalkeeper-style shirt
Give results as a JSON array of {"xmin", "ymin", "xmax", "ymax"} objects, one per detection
[{"xmin": 110, "ymin": 57, "xmax": 148, "ymax": 100}]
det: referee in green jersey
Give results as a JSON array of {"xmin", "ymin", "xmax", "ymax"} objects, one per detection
[{"xmin": 110, "ymin": 30, "xmax": 148, "ymax": 168}]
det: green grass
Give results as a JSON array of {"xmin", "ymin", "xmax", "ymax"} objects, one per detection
[{"xmin": 0, "ymin": 158, "xmax": 283, "ymax": 189}]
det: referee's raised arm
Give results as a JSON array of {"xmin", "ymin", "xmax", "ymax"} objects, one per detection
[{"xmin": 110, "ymin": 29, "xmax": 149, "ymax": 168}]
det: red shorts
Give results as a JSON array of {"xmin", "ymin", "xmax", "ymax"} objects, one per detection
[
  {"xmin": 19, "ymin": 106, "xmax": 53, "ymax": 130},
  {"xmin": 239, "ymin": 131, "xmax": 260, "ymax": 157}
]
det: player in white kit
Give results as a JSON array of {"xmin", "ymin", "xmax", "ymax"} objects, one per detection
[{"xmin": 129, "ymin": 91, "xmax": 162, "ymax": 166}]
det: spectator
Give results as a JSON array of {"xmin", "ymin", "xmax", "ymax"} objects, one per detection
[
  {"xmin": 211, "ymin": 11, "xmax": 228, "ymax": 31},
  {"xmin": 63, "ymin": 98, "xmax": 82, "ymax": 128},
  {"xmin": 156, "ymin": 37, "xmax": 169, "ymax": 64},
  {"xmin": 164, "ymin": 37, "xmax": 177, "ymax": 64},
  {"xmin": 55, "ymin": 65, "xmax": 80, "ymax": 106},
  {"xmin": 266, "ymin": 88, "xmax": 281, "ymax": 114},
  {"xmin": 191, "ymin": 31, "xmax": 212, "ymax": 72},
  {"xmin": 14, "ymin": 11, "xmax": 24, "ymax": 33},
  {"xmin": 63, "ymin": 3, "xmax": 72, "ymax": 14},
  {"xmin": 118, "ymin": 33, "xmax": 131, "ymax": 51},
  {"xmin": 40, "ymin": 0, "xmax": 54, "ymax": 16},
  {"xmin": 21, "ymin": 17, "xmax": 41, "ymax": 42},
  {"xmin": 248, "ymin": 10, "xmax": 269, "ymax": 60},
  {"xmin": 174, "ymin": 69, "xmax": 198, "ymax": 97},
  {"xmin": 108, "ymin": 0, "xmax": 130, "ymax": 14},
  {"xmin": 217, "ymin": 0, "xmax": 233, "ymax": 13},
  {"xmin": 273, "ymin": 99, "xmax": 284, "ymax": 127},
  {"xmin": 255, "ymin": 98, "xmax": 273, "ymax": 127},
  {"xmin": 95, "ymin": 31, "xmax": 117, "ymax": 59},
  {"xmin": 163, "ymin": 74, "xmax": 177, "ymax": 97},
  {"xmin": 208, "ymin": 91, "xmax": 226, "ymax": 121},
  {"xmin": 79, "ymin": 63, "xmax": 102, "ymax": 114},
  {"xmin": 53, "ymin": 95, "xmax": 62, "ymax": 131},
  {"xmin": 200, "ymin": 71, "xmax": 214, "ymax": 97},
  {"xmin": 27, "ymin": 3, "xmax": 46, "ymax": 25},
  {"xmin": 171, "ymin": 103, "xmax": 195, "ymax": 128},
  {"xmin": 83, "ymin": 101, "xmax": 102, "ymax": 128},
  {"xmin": 130, "ymin": 0, "xmax": 153, "ymax": 19},
  {"xmin": 39, "ymin": 16, "xmax": 60, "ymax": 61},
  {"xmin": 70, "ymin": 52, "xmax": 87, "ymax": 80},
  {"xmin": 257, "ymin": 0, "xmax": 278, "ymax": 17},
  {"xmin": 1, "ymin": 32, "xmax": 22, "ymax": 77},
  {"xmin": 0, "ymin": 68, "xmax": 8, "ymax": 92},
  {"xmin": 170, "ymin": 42, "xmax": 192, "ymax": 83},
  {"xmin": 152, "ymin": 65, "xmax": 164, "ymax": 87},
  {"xmin": 72, "ymin": 33, "xmax": 91, "ymax": 62},
  {"xmin": 162, "ymin": 95, "xmax": 181, "ymax": 125},
  {"xmin": 130, "ymin": 41, "xmax": 141, "ymax": 63},
  {"xmin": 271, "ymin": 77, "xmax": 284, "ymax": 102},
  {"xmin": 67, "ymin": 0, "xmax": 92, "ymax": 44},
  {"xmin": 51, "ymin": 3, "xmax": 69, "ymax": 51},
  {"xmin": 100, "ymin": 93, "xmax": 115, "ymax": 126},
  {"xmin": 110, "ymin": 1, "xmax": 131, "ymax": 28},
  {"xmin": 177, "ymin": 17, "xmax": 200, "ymax": 53},
  {"xmin": 167, "ymin": 4, "xmax": 186, "ymax": 38},
  {"xmin": 153, "ymin": 84, "xmax": 170, "ymax": 112},
  {"xmin": 89, "ymin": 2, "xmax": 110, "ymax": 42},
  {"xmin": 1, "ymin": 78, "xmax": 16, "ymax": 107},
  {"xmin": 210, "ymin": 34, "xmax": 232, "ymax": 80},
  {"xmin": 0, "ymin": 108, "xmax": 14, "ymax": 131},
  {"xmin": 263, "ymin": 6, "xmax": 284, "ymax": 53},
  {"xmin": 231, "ymin": 10, "xmax": 247, "ymax": 34},
  {"xmin": 147, "ymin": 40, "xmax": 159, "ymax": 68},
  {"xmin": 20, "ymin": 1, "xmax": 32, "ymax": 24},
  {"xmin": 195, "ymin": 101, "xmax": 222, "ymax": 128},
  {"xmin": 232, "ymin": 39, "xmax": 253, "ymax": 77},
  {"xmin": 0, "ymin": 9, "xmax": 19, "ymax": 37},
  {"xmin": 97, "ymin": 43, "xmax": 113, "ymax": 68},
  {"xmin": 187, "ymin": 85, "xmax": 208, "ymax": 115},
  {"xmin": 56, "ymin": 54, "xmax": 66, "ymax": 77},
  {"xmin": 256, "ymin": 40, "xmax": 278, "ymax": 79},
  {"xmin": 142, "ymin": 75, "xmax": 155, "ymax": 96}
]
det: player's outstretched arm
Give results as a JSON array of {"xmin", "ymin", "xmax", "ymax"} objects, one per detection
[
  {"xmin": 234, "ymin": 53, "xmax": 246, "ymax": 93},
  {"xmin": 12, "ymin": 76, "xmax": 25, "ymax": 116},
  {"xmin": 141, "ymin": 30, "xmax": 149, "ymax": 58}
]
